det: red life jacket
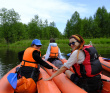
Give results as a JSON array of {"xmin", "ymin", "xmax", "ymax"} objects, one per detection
[
  {"xmin": 49, "ymin": 46, "xmax": 59, "ymax": 58},
  {"xmin": 21, "ymin": 47, "xmax": 41, "ymax": 68},
  {"xmin": 73, "ymin": 45, "xmax": 102, "ymax": 77}
]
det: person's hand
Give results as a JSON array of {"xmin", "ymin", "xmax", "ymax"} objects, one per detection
[
  {"xmin": 42, "ymin": 55, "xmax": 45, "ymax": 59},
  {"xmin": 42, "ymin": 55, "xmax": 45, "ymax": 58},
  {"xmin": 42, "ymin": 58, "xmax": 46, "ymax": 61},
  {"xmin": 44, "ymin": 76, "xmax": 53, "ymax": 81},
  {"xmin": 52, "ymin": 67, "xmax": 58, "ymax": 72}
]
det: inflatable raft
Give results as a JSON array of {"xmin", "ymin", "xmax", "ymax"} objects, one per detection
[
  {"xmin": 37, "ymin": 68, "xmax": 61, "ymax": 93},
  {"xmin": 0, "ymin": 65, "xmax": 61, "ymax": 93},
  {"xmin": 99, "ymin": 57, "xmax": 110, "ymax": 72},
  {"xmin": 0, "ymin": 65, "xmax": 19, "ymax": 93},
  {"xmin": 42, "ymin": 57, "xmax": 87, "ymax": 93},
  {"xmin": 43, "ymin": 56, "xmax": 110, "ymax": 93},
  {"xmin": 61, "ymin": 58, "xmax": 110, "ymax": 93}
]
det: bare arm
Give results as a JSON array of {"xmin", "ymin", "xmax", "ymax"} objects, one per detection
[{"xmin": 44, "ymin": 66, "xmax": 67, "ymax": 81}]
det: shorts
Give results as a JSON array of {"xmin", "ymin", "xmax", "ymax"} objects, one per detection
[
  {"xmin": 70, "ymin": 73, "xmax": 80, "ymax": 85},
  {"xmin": 70, "ymin": 74, "xmax": 102, "ymax": 92}
]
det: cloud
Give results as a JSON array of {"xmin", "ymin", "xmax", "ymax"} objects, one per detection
[
  {"xmin": 1, "ymin": 0, "xmax": 88, "ymax": 21},
  {"xmin": 0, "ymin": 0, "xmax": 101, "ymax": 33}
]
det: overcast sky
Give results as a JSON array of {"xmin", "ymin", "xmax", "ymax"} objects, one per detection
[{"xmin": 0, "ymin": 0, "xmax": 110, "ymax": 33}]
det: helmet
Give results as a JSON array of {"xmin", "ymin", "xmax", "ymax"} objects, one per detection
[{"xmin": 31, "ymin": 39, "xmax": 42, "ymax": 45}]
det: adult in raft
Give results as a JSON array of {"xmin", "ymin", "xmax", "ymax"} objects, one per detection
[
  {"xmin": 15, "ymin": 39, "xmax": 56, "ymax": 93},
  {"xmin": 45, "ymin": 35, "xmax": 102, "ymax": 92},
  {"xmin": 45, "ymin": 38, "xmax": 63, "ymax": 68}
]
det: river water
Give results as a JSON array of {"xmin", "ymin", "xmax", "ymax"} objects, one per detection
[{"xmin": 0, "ymin": 47, "xmax": 110, "ymax": 79}]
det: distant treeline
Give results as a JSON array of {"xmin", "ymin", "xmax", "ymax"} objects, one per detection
[
  {"xmin": 0, "ymin": 6, "xmax": 110, "ymax": 44},
  {"xmin": 64, "ymin": 6, "xmax": 110, "ymax": 38}
]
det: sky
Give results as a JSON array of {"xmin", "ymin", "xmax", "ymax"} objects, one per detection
[{"xmin": 0, "ymin": 0, "xmax": 110, "ymax": 34}]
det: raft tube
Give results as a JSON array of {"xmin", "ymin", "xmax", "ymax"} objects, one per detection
[
  {"xmin": 0, "ymin": 65, "xmax": 19, "ymax": 93},
  {"xmin": 37, "ymin": 68, "xmax": 61, "ymax": 93},
  {"xmin": 99, "ymin": 57, "xmax": 110, "ymax": 72},
  {"xmin": 42, "ymin": 58, "xmax": 87, "ymax": 93},
  {"xmin": 0, "ymin": 65, "xmax": 61, "ymax": 93},
  {"xmin": 61, "ymin": 57, "xmax": 110, "ymax": 93},
  {"xmin": 101, "ymin": 74, "xmax": 110, "ymax": 93}
]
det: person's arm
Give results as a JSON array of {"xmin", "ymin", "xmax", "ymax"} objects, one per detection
[
  {"xmin": 45, "ymin": 44, "xmax": 51, "ymax": 60},
  {"xmin": 44, "ymin": 50, "xmax": 85, "ymax": 81},
  {"xmin": 18, "ymin": 50, "xmax": 24, "ymax": 62},
  {"xmin": 44, "ymin": 66, "xmax": 67, "ymax": 81},
  {"xmin": 33, "ymin": 50, "xmax": 53, "ymax": 69},
  {"xmin": 64, "ymin": 50, "xmax": 85, "ymax": 69}
]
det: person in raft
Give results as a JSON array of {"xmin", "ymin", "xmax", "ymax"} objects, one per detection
[
  {"xmin": 15, "ymin": 39, "xmax": 57, "ymax": 93},
  {"xmin": 45, "ymin": 35, "xmax": 103, "ymax": 92},
  {"xmin": 44, "ymin": 38, "xmax": 63, "ymax": 68}
]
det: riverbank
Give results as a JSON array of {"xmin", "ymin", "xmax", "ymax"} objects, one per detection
[
  {"xmin": 0, "ymin": 38, "xmax": 110, "ymax": 47},
  {"xmin": 0, "ymin": 38, "xmax": 110, "ymax": 55}
]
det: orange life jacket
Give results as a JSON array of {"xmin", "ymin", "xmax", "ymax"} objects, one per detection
[
  {"xmin": 49, "ymin": 46, "xmax": 58, "ymax": 58},
  {"xmin": 14, "ymin": 76, "xmax": 37, "ymax": 93},
  {"xmin": 21, "ymin": 47, "xmax": 41, "ymax": 68}
]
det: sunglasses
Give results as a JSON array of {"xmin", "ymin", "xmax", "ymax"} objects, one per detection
[
  {"xmin": 36, "ymin": 45, "xmax": 42, "ymax": 47},
  {"xmin": 68, "ymin": 41, "xmax": 76, "ymax": 46}
]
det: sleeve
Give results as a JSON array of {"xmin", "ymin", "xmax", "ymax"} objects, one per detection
[
  {"xmin": 45, "ymin": 44, "xmax": 51, "ymax": 60},
  {"xmin": 33, "ymin": 50, "xmax": 53, "ymax": 69},
  {"xmin": 18, "ymin": 50, "xmax": 24, "ymax": 62},
  {"xmin": 63, "ymin": 50, "xmax": 85, "ymax": 69}
]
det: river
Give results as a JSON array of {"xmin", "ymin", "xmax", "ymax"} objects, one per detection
[{"xmin": 0, "ymin": 47, "xmax": 110, "ymax": 79}]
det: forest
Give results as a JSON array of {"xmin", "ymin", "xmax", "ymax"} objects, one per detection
[{"xmin": 0, "ymin": 6, "xmax": 110, "ymax": 44}]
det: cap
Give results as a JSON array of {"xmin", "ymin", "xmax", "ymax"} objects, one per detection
[{"xmin": 31, "ymin": 39, "xmax": 42, "ymax": 45}]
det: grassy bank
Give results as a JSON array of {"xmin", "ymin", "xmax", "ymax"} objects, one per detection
[
  {"xmin": 0, "ymin": 38, "xmax": 110, "ymax": 48},
  {"xmin": 0, "ymin": 38, "xmax": 110, "ymax": 54},
  {"xmin": 1, "ymin": 38, "xmax": 110, "ymax": 46}
]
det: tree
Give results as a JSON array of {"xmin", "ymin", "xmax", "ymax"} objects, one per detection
[
  {"xmin": 64, "ymin": 20, "xmax": 71, "ymax": 38},
  {"xmin": 42, "ymin": 19, "xmax": 50, "ymax": 39},
  {"xmin": 27, "ymin": 15, "xmax": 41, "ymax": 39},
  {"xmin": 81, "ymin": 17, "xmax": 89, "ymax": 38},
  {"xmin": 0, "ymin": 8, "xmax": 20, "ymax": 43},
  {"xmin": 107, "ymin": 13, "xmax": 110, "ymax": 38},
  {"xmin": 94, "ymin": 6, "xmax": 109, "ymax": 37},
  {"xmin": 64, "ymin": 11, "xmax": 81, "ymax": 38}
]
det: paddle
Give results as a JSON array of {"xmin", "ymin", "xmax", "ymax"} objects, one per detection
[
  {"xmin": 7, "ymin": 73, "xmax": 17, "ymax": 89},
  {"xmin": 67, "ymin": 53, "xmax": 71, "ymax": 57},
  {"xmin": 101, "ymin": 79, "xmax": 110, "ymax": 82},
  {"xmin": 102, "ymin": 58, "xmax": 110, "ymax": 62}
]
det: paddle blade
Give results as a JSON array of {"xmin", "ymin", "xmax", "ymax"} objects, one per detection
[
  {"xmin": 7, "ymin": 73, "xmax": 17, "ymax": 89},
  {"xmin": 103, "ymin": 58, "xmax": 110, "ymax": 61},
  {"xmin": 67, "ymin": 53, "xmax": 71, "ymax": 56}
]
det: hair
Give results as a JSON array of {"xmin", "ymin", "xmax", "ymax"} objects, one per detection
[
  {"xmin": 31, "ymin": 44, "xmax": 34, "ymax": 47},
  {"xmin": 50, "ymin": 38, "xmax": 55, "ymax": 43},
  {"xmin": 69, "ymin": 34, "xmax": 85, "ymax": 60}
]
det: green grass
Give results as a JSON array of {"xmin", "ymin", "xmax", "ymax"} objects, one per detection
[
  {"xmin": 11, "ymin": 40, "xmax": 31, "ymax": 47},
  {"xmin": 0, "ymin": 38, "xmax": 110, "ymax": 57},
  {"xmin": 0, "ymin": 38, "xmax": 110, "ymax": 50},
  {"xmin": 85, "ymin": 38, "xmax": 110, "ymax": 44}
]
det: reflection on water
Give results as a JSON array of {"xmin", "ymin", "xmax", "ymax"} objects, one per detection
[
  {"xmin": 0, "ymin": 61, "xmax": 2, "ymax": 78},
  {"xmin": 0, "ymin": 48, "xmax": 110, "ymax": 79},
  {"xmin": 0, "ymin": 48, "xmax": 20, "ymax": 79},
  {"xmin": 0, "ymin": 61, "xmax": 16, "ymax": 79}
]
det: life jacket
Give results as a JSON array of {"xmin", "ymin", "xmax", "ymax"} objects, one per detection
[
  {"xmin": 14, "ymin": 76, "xmax": 37, "ymax": 93},
  {"xmin": 21, "ymin": 47, "xmax": 41, "ymax": 68},
  {"xmin": 49, "ymin": 46, "xmax": 59, "ymax": 58},
  {"xmin": 73, "ymin": 45, "xmax": 102, "ymax": 77}
]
